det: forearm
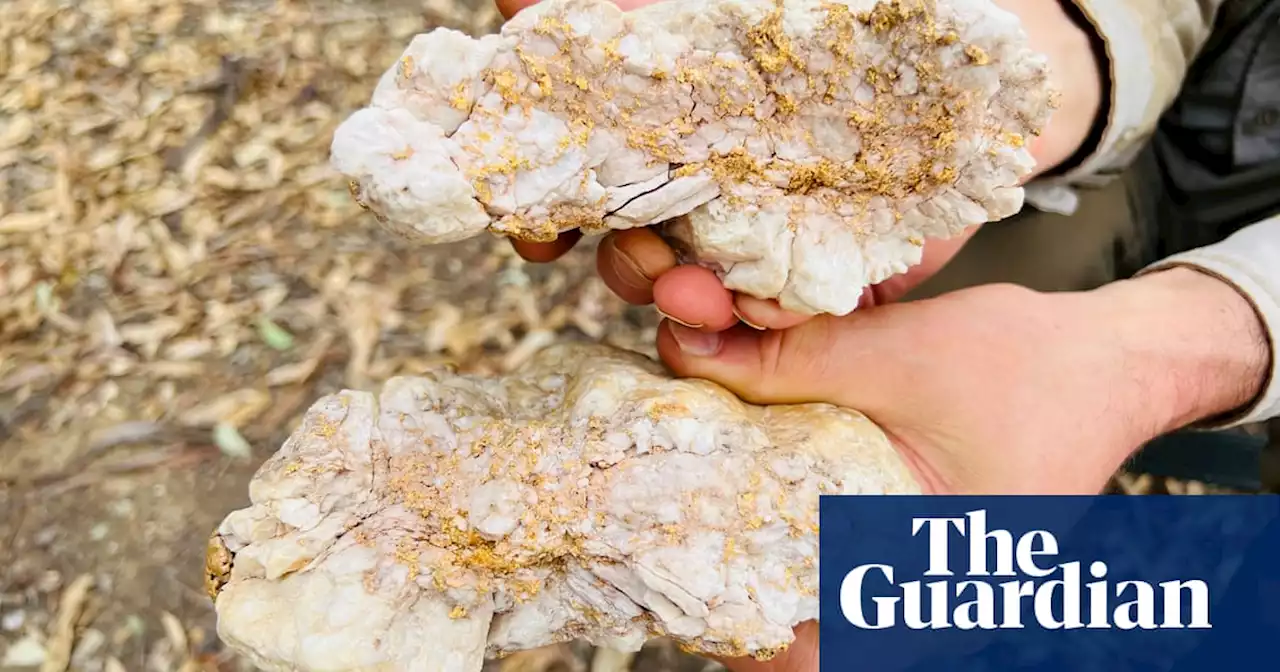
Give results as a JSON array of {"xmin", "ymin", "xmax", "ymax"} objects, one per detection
[
  {"xmin": 995, "ymin": 0, "xmax": 1103, "ymax": 178},
  {"xmin": 1139, "ymin": 218, "xmax": 1280, "ymax": 427},
  {"xmin": 1100, "ymin": 266, "xmax": 1270, "ymax": 436},
  {"xmin": 1091, "ymin": 218, "xmax": 1280, "ymax": 438}
]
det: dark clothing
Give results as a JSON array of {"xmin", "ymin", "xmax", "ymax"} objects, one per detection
[{"xmin": 1151, "ymin": 0, "xmax": 1280, "ymax": 258}]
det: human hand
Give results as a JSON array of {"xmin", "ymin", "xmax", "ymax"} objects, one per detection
[
  {"xmin": 682, "ymin": 265, "xmax": 1270, "ymax": 672},
  {"xmin": 494, "ymin": 0, "xmax": 1104, "ymax": 328}
]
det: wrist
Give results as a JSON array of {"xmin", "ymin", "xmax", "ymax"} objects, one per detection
[
  {"xmin": 1090, "ymin": 267, "xmax": 1270, "ymax": 437},
  {"xmin": 1001, "ymin": 0, "xmax": 1105, "ymax": 176}
]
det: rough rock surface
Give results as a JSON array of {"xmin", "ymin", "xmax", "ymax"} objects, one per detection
[
  {"xmin": 331, "ymin": 0, "xmax": 1056, "ymax": 315},
  {"xmin": 207, "ymin": 342, "xmax": 919, "ymax": 671}
]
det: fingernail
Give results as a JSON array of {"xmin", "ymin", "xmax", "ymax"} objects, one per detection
[
  {"xmin": 667, "ymin": 322, "xmax": 721, "ymax": 357},
  {"xmin": 657, "ymin": 309, "xmax": 703, "ymax": 329},
  {"xmin": 608, "ymin": 237, "xmax": 655, "ymax": 292},
  {"xmin": 732, "ymin": 305, "xmax": 766, "ymax": 331}
]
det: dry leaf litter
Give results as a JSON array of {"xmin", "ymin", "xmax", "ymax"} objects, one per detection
[{"xmin": 0, "ymin": 0, "xmax": 1259, "ymax": 671}]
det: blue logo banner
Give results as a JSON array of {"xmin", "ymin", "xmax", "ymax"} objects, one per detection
[{"xmin": 818, "ymin": 495, "xmax": 1280, "ymax": 671}]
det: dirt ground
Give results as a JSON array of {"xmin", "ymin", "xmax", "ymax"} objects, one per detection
[{"xmin": 0, "ymin": 1, "xmax": 1260, "ymax": 671}]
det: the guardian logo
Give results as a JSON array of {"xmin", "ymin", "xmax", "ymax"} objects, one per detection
[{"xmin": 840, "ymin": 510, "xmax": 1212, "ymax": 631}]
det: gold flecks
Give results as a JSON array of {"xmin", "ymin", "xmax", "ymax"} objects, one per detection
[
  {"xmin": 347, "ymin": 179, "xmax": 369, "ymax": 211},
  {"xmin": 752, "ymin": 646, "xmax": 788, "ymax": 662},
  {"xmin": 602, "ymin": 37, "xmax": 622, "ymax": 64},
  {"xmin": 390, "ymin": 146, "xmax": 414, "ymax": 161},
  {"xmin": 674, "ymin": 113, "xmax": 697, "ymax": 136},
  {"xmin": 776, "ymin": 93, "xmax": 797, "ymax": 115},
  {"xmin": 449, "ymin": 81, "xmax": 470, "ymax": 111},
  {"xmin": 860, "ymin": 2, "xmax": 903, "ymax": 32},
  {"xmin": 624, "ymin": 125, "xmax": 681, "ymax": 163},
  {"xmin": 514, "ymin": 47, "xmax": 554, "ymax": 96},
  {"xmin": 533, "ymin": 15, "xmax": 572, "ymax": 38},
  {"xmin": 674, "ymin": 66, "xmax": 704, "ymax": 86},
  {"xmin": 395, "ymin": 539, "xmax": 421, "ymax": 581},
  {"xmin": 819, "ymin": 0, "xmax": 859, "ymax": 60},
  {"xmin": 509, "ymin": 578, "xmax": 543, "ymax": 602},
  {"xmin": 449, "ymin": 605, "xmax": 467, "ymax": 619},
  {"xmin": 398, "ymin": 55, "xmax": 415, "ymax": 80},
  {"xmin": 204, "ymin": 534, "xmax": 233, "ymax": 601},
  {"xmin": 545, "ymin": 202, "xmax": 605, "ymax": 236},
  {"xmin": 787, "ymin": 159, "xmax": 844, "ymax": 194},
  {"xmin": 672, "ymin": 164, "xmax": 700, "ymax": 179},
  {"xmin": 864, "ymin": 64, "xmax": 894, "ymax": 93},
  {"xmin": 915, "ymin": 59, "xmax": 938, "ymax": 83},
  {"xmin": 310, "ymin": 416, "xmax": 339, "ymax": 439},
  {"xmin": 1047, "ymin": 89, "xmax": 1063, "ymax": 113},
  {"xmin": 646, "ymin": 401, "xmax": 688, "ymax": 421},
  {"xmin": 744, "ymin": 0, "xmax": 805, "ymax": 75},
  {"xmin": 487, "ymin": 68, "xmax": 523, "ymax": 108},
  {"xmin": 964, "ymin": 44, "xmax": 990, "ymax": 66},
  {"xmin": 705, "ymin": 146, "xmax": 765, "ymax": 185}
]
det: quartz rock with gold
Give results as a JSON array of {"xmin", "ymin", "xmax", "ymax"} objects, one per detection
[
  {"xmin": 331, "ymin": 0, "xmax": 1055, "ymax": 315},
  {"xmin": 207, "ymin": 342, "xmax": 919, "ymax": 671}
]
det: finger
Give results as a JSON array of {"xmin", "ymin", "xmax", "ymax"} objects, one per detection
[
  {"xmin": 656, "ymin": 313, "xmax": 914, "ymax": 414},
  {"xmin": 597, "ymin": 228, "xmax": 677, "ymax": 305},
  {"xmin": 495, "ymin": 0, "xmax": 537, "ymax": 19},
  {"xmin": 652, "ymin": 265, "xmax": 738, "ymax": 331},
  {"xmin": 509, "ymin": 230, "xmax": 581, "ymax": 263},
  {"xmin": 657, "ymin": 320, "xmax": 833, "ymax": 405},
  {"xmin": 497, "ymin": 0, "xmax": 655, "ymax": 20},
  {"xmin": 732, "ymin": 294, "xmax": 814, "ymax": 331}
]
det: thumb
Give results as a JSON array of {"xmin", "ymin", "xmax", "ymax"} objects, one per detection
[
  {"xmin": 497, "ymin": 0, "xmax": 659, "ymax": 20},
  {"xmin": 495, "ymin": 0, "xmax": 538, "ymax": 19},
  {"xmin": 655, "ymin": 314, "xmax": 917, "ymax": 416}
]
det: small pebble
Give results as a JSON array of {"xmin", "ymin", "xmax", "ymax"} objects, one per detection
[
  {"xmin": 33, "ymin": 528, "xmax": 56, "ymax": 547},
  {"xmin": 1, "ymin": 609, "xmax": 26, "ymax": 631}
]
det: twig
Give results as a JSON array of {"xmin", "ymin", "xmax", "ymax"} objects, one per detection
[
  {"xmin": 165, "ymin": 57, "xmax": 250, "ymax": 172},
  {"xmin": 14, "ymin": 445, "xmax": 217, "ymax": 495},
  {"xmin": 40, "ymin": 573, "xmax": 95, "ymax": 672}
]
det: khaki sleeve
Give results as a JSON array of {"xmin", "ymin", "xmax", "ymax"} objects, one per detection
[
  {"xmin": 1037, "ymin": 0, "xmax": 1226, "ymax": 189},
  {"xmin": 1137, "ymin": 217, "xmax": 1280, "ymax": 427}
]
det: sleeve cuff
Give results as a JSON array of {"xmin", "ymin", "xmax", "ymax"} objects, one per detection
[
  {"xmin": 1043, "ymin": 0, "xmax": 1171, "ymax": 187},
  {"xmin": 1135, "ymin": 227, "xmax": 1280, "ymax": 428}
]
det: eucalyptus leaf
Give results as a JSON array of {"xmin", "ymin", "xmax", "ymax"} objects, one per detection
[{"xmin": 213, "ymin": 422, "xmax": 252, "ymax": 461}]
